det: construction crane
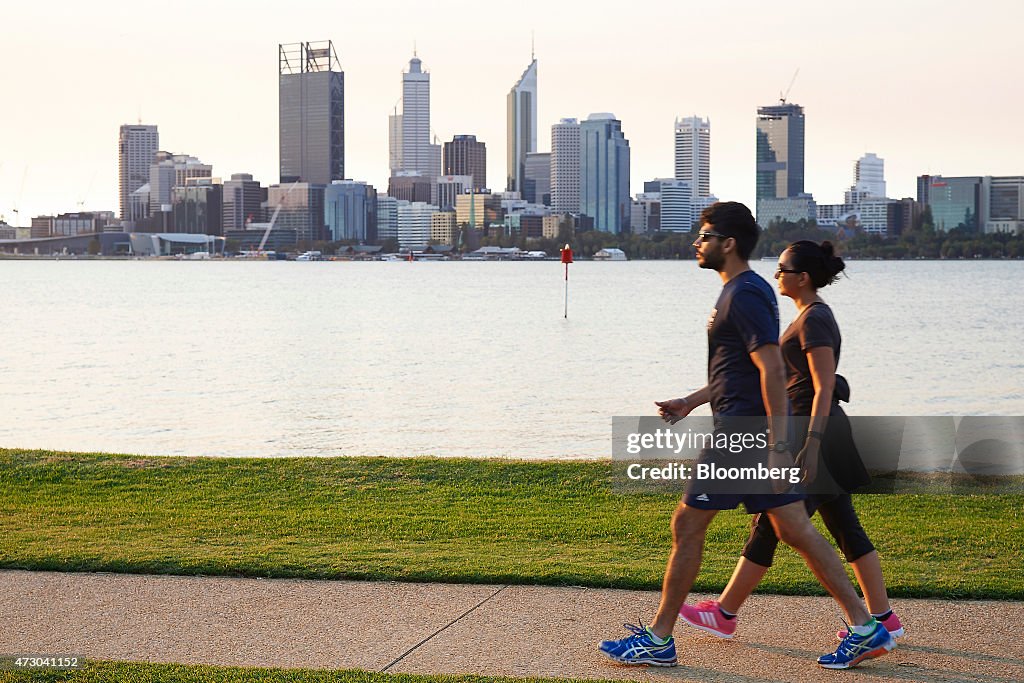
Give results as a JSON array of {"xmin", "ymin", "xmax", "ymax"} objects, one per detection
[{"xmin": 779, "ymin": 68, "xmax": 800, "ymax": 105}]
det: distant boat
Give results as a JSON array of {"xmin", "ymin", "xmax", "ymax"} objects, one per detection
[{"xmin": 593, "ymin": 248, "xmax": 627, "ymax": 261}]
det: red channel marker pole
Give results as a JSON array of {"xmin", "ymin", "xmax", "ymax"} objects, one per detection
[{"xmin": 560, "ymin": 244, "xmax": 574, "ymax": 319}]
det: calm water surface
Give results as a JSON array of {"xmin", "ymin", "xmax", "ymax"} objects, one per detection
[{"xmin": 2, "ymin": 260, "xmax": 1021, "ymax": 458}]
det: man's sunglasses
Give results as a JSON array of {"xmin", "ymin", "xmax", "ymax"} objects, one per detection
[{"xmin": 695, "ymin": 230, "xmax": 730, "ymax": 242}]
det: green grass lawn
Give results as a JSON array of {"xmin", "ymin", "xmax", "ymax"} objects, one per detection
[
  {"xmin": 1, "ymin": 449, "xmax": 1021, "ymax": 598},
  {"xmin": 0, "ymin": 662, "xmax": 603, "ymax": 683}
]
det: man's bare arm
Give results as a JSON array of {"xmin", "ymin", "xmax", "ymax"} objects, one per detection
[{"xmin": 750, "ymin": 345, "xmax": 788, "ymax": 445}]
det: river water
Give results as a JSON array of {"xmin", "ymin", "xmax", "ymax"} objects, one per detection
[{"xmin": 2, "ymin": 259, "xmax": 1021, "ymax": 458}]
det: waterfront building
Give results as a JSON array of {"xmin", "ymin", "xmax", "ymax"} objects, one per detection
[
  {"xmin": 443, "ymin": 135, "xmax": 487, "ymax": 191},
  {"xmin": 51, "ymin": 212, "xmax": 117, "ymax": 237},
  {"xmin": 579, "ymin": 113, "xmax": 631, "ymax": 233},
  {"xmin": 127, "ymin": 184, "xmax": 151, "ymax": 225},
  {"xmin": 918, "ymin": 175, "xmax": 985, "ymax": 232},
  {"xmin": 675, "ymin": 116, "xmax": 710, "ymax": 199},
  {"xmin": 266, "ymin": 182, "xmax": 327, "ymax": 243},
  {"xmin": 279, "ymin": 41, "xmax": 345, "ymax": 184},
  {"xmin": 524, "ymin": 152, "xmax": 551, "ymax": 205},
  {"xmin": 149, "ymin": 152, "xmax": 212, "ymax": 216},
  {"xmin": 324, "ymin": 180, "xmax": 377, "ymax": 242},
  {"xmin": 759, "ymin": 194, "xmax": 817, "ymax": 225},
  {"xmin": 756, "ymin": 102, "xmax": 805, "ymax": 214},
  {"xmin": 431, "ymin": 211, "xmax": 456, "ymax": 245},
  {"xmin": 171, "ymin": 178, "xmax": 223, "ymax": 235},
  {"xmin": 631, "ymin": 192, "xmax": 661, "ymax": 234},
  {"xmin": 455, "ymin": 193, "xmax": 502, "ymax": 230},
  {"xmin": 118, "ymin": 124, "xmax": 159, "ymax": 220},
  {"xmin": 376, "ymin": 195, "xmax": 401, "ymax": 242},
  {"xmin": 507, "ymin": 59, "xmax": 538, "ymax": 193},
  {"xmin": 222, "ymin": 173, "xmax": 265, "ymax": 231},
  {"xmin": 397, "ymin": 201, "xmax": 437, "ymax": 249},
  {"xmin": 658, "ymin": 179, "xmax": 693, "ymax": 233},
  {"xmin": 30, "ymin": 215, "xmax": 54, "ymax": 238}
]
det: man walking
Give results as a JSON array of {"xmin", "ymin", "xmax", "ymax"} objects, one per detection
[{"xmin": 599, "ymin": 202, "xmax": 894, "ymax": 670}]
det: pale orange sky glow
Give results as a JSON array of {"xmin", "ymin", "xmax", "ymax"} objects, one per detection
[{"xmin": 1, "ymin": 0, "xmax": 1021, "ymax": 223}]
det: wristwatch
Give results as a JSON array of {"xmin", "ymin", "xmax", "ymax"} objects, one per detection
[{"xmin": 769, "ymin": 440, "xmax": 791, "ymax": 453}]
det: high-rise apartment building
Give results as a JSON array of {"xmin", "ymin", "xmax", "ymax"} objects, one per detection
[
  {"xmin": 756, "ymin": 103, "xmax": 805, "ymax": 212},
  {"xmin": 222, "ymin": 173, "xmax": 265, "ymax": 231},
  {"xmin": 579, "ymin": 113, "xmax": 630, "ymax": 234},
  {"xmin": 550, "ymin": 118, "xmax": 580, "ymax": 214},
  {"xmin": 118, "ymin": 124, "xmax": 159, "ymax": 219},
  {"xmin": 854, "ymin": 153, "xmax": 886, "ymax": 198},
  {"xmin": 279, "ymin": 41, "xmax": 345, "ymax": 184},
  {"xmin": 443, "ymin": 135, "xmax": 487, "ymax": 191},
  {"xmin": 506, "ymin": 59, "xmax": 537, "ymax": 193},
  {"xmin": 674, "ymin": 116, "xmax": 710, "ymax": 198}
]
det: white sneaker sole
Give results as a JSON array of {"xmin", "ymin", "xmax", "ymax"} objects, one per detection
[{"xmin": 679, "ymin": 615, "xmax": 735, "ymax": 639}]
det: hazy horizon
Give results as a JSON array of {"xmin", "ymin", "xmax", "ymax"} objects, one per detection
[{"xmin": 2, "ymin": 0, "xmax": 1022, "ymax": 224}]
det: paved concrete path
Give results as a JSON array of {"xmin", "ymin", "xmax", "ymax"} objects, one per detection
[{"xmin": 2, "ymin": 570, "xmax": 1022, "ymax": 682}]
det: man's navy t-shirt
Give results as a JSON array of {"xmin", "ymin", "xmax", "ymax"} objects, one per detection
[{"xmin": 706, "ymin": 270, "xmax": 780, "ymax": 416}]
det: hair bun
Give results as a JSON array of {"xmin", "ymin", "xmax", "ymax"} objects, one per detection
[{"xmin": 820, "ymin": 240, "xmax": 845, "ymax": 281}]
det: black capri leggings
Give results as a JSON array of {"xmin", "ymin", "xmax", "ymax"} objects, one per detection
[{"xmin": 742, "ymin": 493, "xmax": 875, "ymax": 567}]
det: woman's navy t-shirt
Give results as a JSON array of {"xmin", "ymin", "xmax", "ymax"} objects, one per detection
[{"xmin": 706, "ymin": 270, "xmax": 780, "ymax": 416}]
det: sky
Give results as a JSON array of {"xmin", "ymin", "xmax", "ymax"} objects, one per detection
[{"xmin": 2, "ymin": 0, "xmax": 1022, "ymax": 225}]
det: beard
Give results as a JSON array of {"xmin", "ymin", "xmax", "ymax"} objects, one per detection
[{"xmin": 697, "ymin": 248, "xmax": 725, "ymax": 271}]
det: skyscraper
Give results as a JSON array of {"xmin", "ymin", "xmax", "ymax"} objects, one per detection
[
  {"xmin": 506, "ymin": 59, "xmax": 537, "ymax": 193},
  {"xmin": 118, "ymin": 124, "xmax": 158, "ymax": 219},
  {"xmin": 443, "ymin": 135, "xmax": 487, "ymax": 191},
  {"xmin": 674, "ymin": 116, "xmax": 710, "ymax": 198},
  {"xmin": 397, "ymin": 55, "xmax": 440, "ymax": 177},
  {"xmin": 755, "ymin": 102, "xmax": 805, "ymax": 209},
  {"xmin": 550, "ymin": 118, "xmax": 580, "ymax": 214},
  {"xmin": 279, "ymin": 41, "xmax": 345, "ymax": 185},
  {"xmin": 579, "ymin": 113, "xmax": 631, "ymax": 234}
]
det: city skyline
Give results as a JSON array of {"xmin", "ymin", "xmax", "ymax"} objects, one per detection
[{"xmin": 1, "ymin": 0, "xmax": 1021, "ymax": 223}]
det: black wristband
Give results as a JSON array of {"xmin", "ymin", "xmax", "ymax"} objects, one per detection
[{"xmin": 807, "ymin": 430, "xmax": 825, "ymax": 441}]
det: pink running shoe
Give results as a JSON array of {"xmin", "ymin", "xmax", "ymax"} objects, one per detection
[
  {"xmin": 678, "ymin": 600, "xmax": 737, "ymax": 639},
  {"xmin": 837, "ymin": 612, "xmax": 904, "ymax": 641}
]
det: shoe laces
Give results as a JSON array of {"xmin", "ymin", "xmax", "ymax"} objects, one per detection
[{"xmin": 622, "ymin": 621, "xmax": 648, "ymax": 639}]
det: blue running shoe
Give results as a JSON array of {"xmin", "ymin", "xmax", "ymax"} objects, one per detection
[
  {"xmin": 817, "ymin": 619, "xmax": 895, "ymax": 669},
  {"xmin": 599, "ymin": 622, "xmax": 677, "ymax": 667}
]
